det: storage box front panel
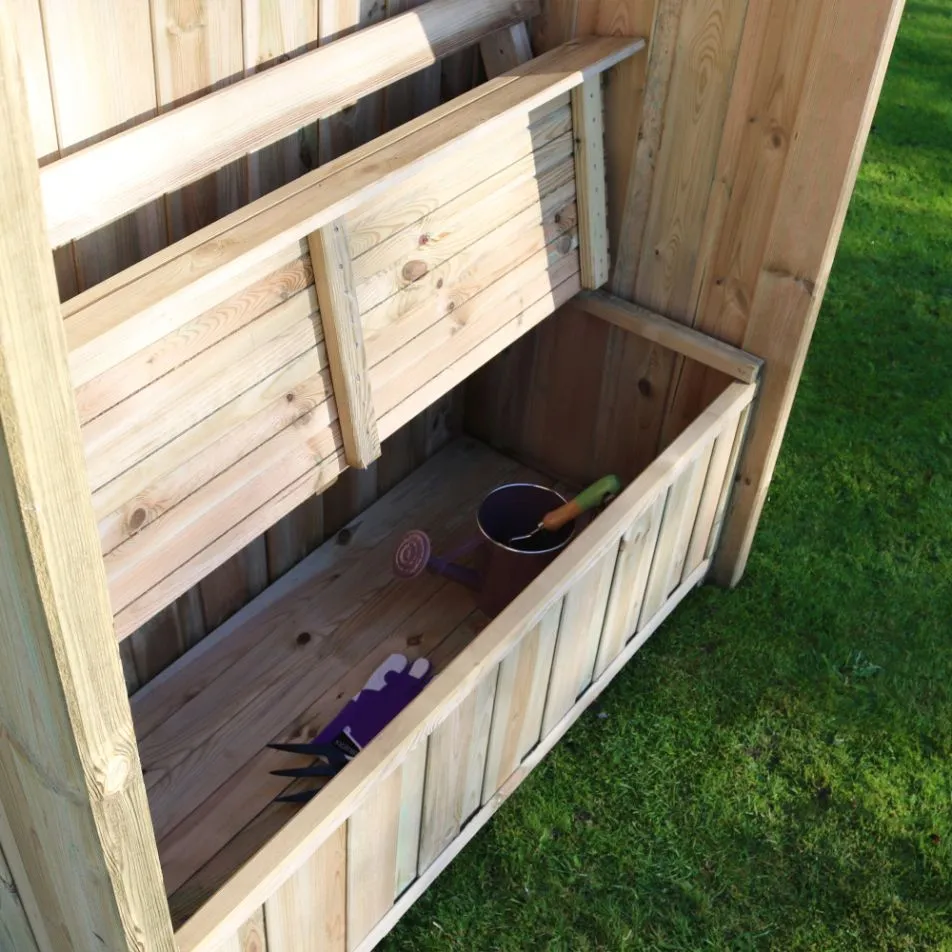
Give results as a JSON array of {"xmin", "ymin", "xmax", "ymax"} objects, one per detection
[{"xmin": 176, "ymin": 382, "xmax": 754, "ymax": 952}]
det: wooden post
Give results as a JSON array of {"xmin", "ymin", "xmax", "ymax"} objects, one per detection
[
  {"xmin": 710, "ymin": 0, "xmax": 906, "ymax": 586},
  {"xmin": 309, "ymin": 222, "xmax": 381, "ymax": 469},
  {"xmin": 0, "ymin": 9, "xmax": 175, "ymax": 951}
]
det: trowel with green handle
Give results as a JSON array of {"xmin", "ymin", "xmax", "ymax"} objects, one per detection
[{"xmin": 508, "ymin": 475, "xmax": 621, "ymax": 545}]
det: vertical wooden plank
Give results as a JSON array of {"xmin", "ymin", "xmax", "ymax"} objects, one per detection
[
  {"xmin": 571, "ymin": 74, "xmax": 610, "ymax": 289},
  {"xmin": 152, "ymin": 0, "xmax": 246, "ymax": 240},
  {"xmin": 419, "ymin": 672, "xmax": 498, "ymax": 873},
  {"xmin": 39, "ymin": 0, "xmax": 168, "ymax": 289},
  {"xmin": 479, "ymin": 22, "xmax": 534, "ymax": 77},
  {"xmin": 309, "ymin": 223, "xmax": 381, "ymax": 469},
  {"xmin": 266, "ymin": 494, "xmax": 325, "ymax": 582},
  {"xmin": 0, "ymin": 839, "xmax": 39, "ymax": 952},
  {"xmin": 0, "ymin": 10, "xmax": 175, "ymax": 948},
  {"xmin": 638, "ymin": 451, "xmax": 708, "ymax": 626},
  {"xmin": 384, "ymin": 0, "xmax": 442, "ymax": 128},
  {"xmin": 244, "ymin": 0, "xmax": 320, "ymax": 198},
  {"xmin": 482, "ymin": 600, "xmax": 562, "ymax": 799},
  {"xmin": 318, "ymin": 0, "xmax": 387, "ymax": 163},
  {"xmin": 239, "ymin": 906, "xmax": 268, "ymax": 951},
  {"xmin": 200, "ymin": 541, "xmax": 270, "ymax": 630},
  {"xmin": 593, "ymin": 493, "xmax": 665, "ymax": 678},
  {"xmin": 395, "ymin": 741, "xmax": 427, "ymax": 897},
  {"xmin": 683, "ymin": 425, "xmax": 737, "ymax": 578},
  {"xmin": 346, "ymin": 767, "xmax": 401, "ymax": 950},
  {"xmin": 666, "ymin": 441, "xmax": 713, "ymax": 587},
  {"xmin": 707, "ymin": 0, "xmax": 905, "ymax": 585},
  {"xmin": 264, "ymin": 825, "xmax": 346, "ymax": 952},
  {"xmin": 541, "ymin": 546, "xmax": 617, "ymax": 735}
]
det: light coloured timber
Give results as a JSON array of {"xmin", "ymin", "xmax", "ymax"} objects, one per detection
[
  {"xmin": 106, "ymin": 212, "xmax": 575, "ymax": 633},
  {"xmin": 173, "ymin": 384, "xmax": 753, "ymax": 952},
  {"xmin": 350, "ymin": 559, "xmax": 712, "ymax": 952},
  {"xmin": 346, "ymin": 767, "xmax": 402, "ymax": 951},
  {"xmin": 479, "ymin": 21, "xmax": 534, "ymax": 77},
  {"xmin": 395, "ymin": 741, "xmax": 428, "ymax": 896},
  {"xmin": 352, "ymin": 138, "xmax": 575, "ymax": 312},
  {"xmin": 263, "ymin": 825, "xmax": 346, "ymax": 952},
  {"xmin": 363, "ymin": 195, "xmax": 578, "ymax": 372},
  {"xmin": 577, "ymin": 290, "xmax": 763, "ymax": 383},
  {"xmin": 40, "ymin": 0, "xmax": 542, "ymax": 246},
  {"xmin": 63, "ymin": 37, "xmax": 643, "ymax": 390},
  {"xmin": 541, "ymin": 544, "xmax": 618, "ymax": 734},
  {"xmin": 83, "ymin": 285, "xmax": 322, "ymax": 491},
  {"xmin": 0, "ymin": 838, "xmax": 38, "ymax": 952},
  {"xmin": 571, "ymin": 75, "xmax": 610, "ymax": 288},
  {"xmin": 481, "ymin": 600, "xmax": 562, "ymax": 799},
  {"xmin": 75, "ymin": 251, "xmax": 312, "ymax": 426},
  {"xmin": 0, "ymin": 13, "xmax": 174, "ymax": 949},
  {"xmin": 310, "ymin": 223, "xmax": 381, "ymax": 468},
  {"xmin": 712, "ymin": 0, "xmax": 905, "ymax": 586}
]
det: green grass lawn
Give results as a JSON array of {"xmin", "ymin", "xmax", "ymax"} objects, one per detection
[{"xmin": 381, "ymin": 3, "xmax": 952, "ymax": 950}]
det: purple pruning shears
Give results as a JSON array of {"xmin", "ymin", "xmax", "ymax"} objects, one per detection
[{"xmin": 267, "ymin": 654, "xmax": 432, "ymax": 804}]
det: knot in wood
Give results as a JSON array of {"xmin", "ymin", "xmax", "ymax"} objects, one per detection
[
  {"xmin": 102, "ymin": 754, "xmax": 131, "ymax": 796},
  {"xmin": 402, "ymin": 260, "xmax": 428, "ymax": 283}
]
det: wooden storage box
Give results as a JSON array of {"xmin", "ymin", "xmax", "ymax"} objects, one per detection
[{"xmin": 0, "ymin": 1, "xmax": 900, "ymax": 950}]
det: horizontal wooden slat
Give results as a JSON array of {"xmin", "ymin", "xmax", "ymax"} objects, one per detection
[
  {"xmin": 63, "ymin": 37, "xmax": 644, "ymax": 390},
  {"xmin": 41, "ymin": 0, "xmax": 542, "ymax": 246},
  {"xmin": 173, "ymin": 384, "xmax": 753, "ymax": 952},
  {"xmin": 74, "ymin": 251, "xmax": 312, "ymax": 426},
  {"xmin": 577, "ymin": 290, "xmax": 763, "ymax": 383}
]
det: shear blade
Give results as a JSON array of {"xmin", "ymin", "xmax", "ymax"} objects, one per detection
[
  {"xmin": 274, "ymin": 790, "xmax": 319, "ymax": 805},
  {"xmin": 270, "ymin": 766, "xmax": 339, "ymax": 779}
]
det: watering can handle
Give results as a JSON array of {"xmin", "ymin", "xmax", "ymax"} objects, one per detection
[{"xmin": 541, "ymin": 475, "xmax": 621, "ymax": 533}]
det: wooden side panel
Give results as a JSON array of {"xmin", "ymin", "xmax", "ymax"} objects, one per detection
[
  {"xmin": 593, "ymin": 492, "xmax": 664, "ymax": 678},
  {"xmin": 683, "ymin": 425, "xmax": 737, "ymax": 578},
  {"xmin": 481, "ymin": 600, "xmax": 562, "ymax": 798},
  {"xmin": 264, "ymin": 825, "xmax": 346, "ymax": 952},
  {"xmin": 571, "ymin": 74, "xmax": 609, "ymax": 289},
  {"xmin": 419, "ymin": 672, "xmax": 498, "ymax": 873},
  {"xmin": 541, "ymin": 545, "xmax": 617, "ymax": 735}
]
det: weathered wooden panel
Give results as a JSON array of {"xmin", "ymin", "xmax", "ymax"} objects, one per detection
[
  {"xmin": 264, "ymin": 825, "xmax": 346, "ymax": 952},
  {"xmin": 541, "ymin": 546, "xmax": 617, "ymax": 734},
  {"xmin": 419, "ymin": 672, "xmax": 497, "ymax": 872},
  {"xmin": 481, "ymin": 600, "xmax": 562, "ymax": 797}
]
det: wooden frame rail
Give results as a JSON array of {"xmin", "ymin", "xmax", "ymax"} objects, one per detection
[
  {"xmin": 40, "ymin": 0, "xmax": 541, "ymax": 247},
  {"xmin": 577, "ymin": 290, "xmax": 763, "ymax": 384}
]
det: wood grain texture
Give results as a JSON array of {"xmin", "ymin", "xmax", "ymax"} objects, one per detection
[
  {"xmin": 63, "ymin": 36, "xmax": 640, "ymax": 395},
  {"xmin": 244, "ymin": 0, "xmax": 320, "ymax": 200},
  {"xmin": 346, "ymin": 767, "xmax": 402, "ymax": 951},
  {"xmin": 39, "ymin": 0, "xmax": 168, "ymax": 289},
  {"xmin": 0, "ymin": 838, "xmax": 38, "ymax": 952},
  {"xmin": 172, "ymin": 388, "xmax": 754, "ymax": 952},
  {"xmin": 593, "ymin": 492, "xmax": 664, "ymax": 678},
  {"xmin": 152, "ymin": 0, "xmax": 246, "ymax": 241},
  {"xmin": 418, "ymin": 672, "xmax": 498, "ymax": 872},
  {"xmin": 578, "ymin": 290, "xmax": 762, "ymax": 383},
  {"xmin": 541, "ymin": 544, "xmax": 617, "ymax": 734},
  {"xmin": 40, "ymin": 0, "xmax": 541, "ymax": 246},
  {"xmin": 0, "ymin": 12, "xmax": 174, "ymax": 948},
  {"xmin": 481, "ymin": 600, "xmax": 562, "ymax": 798},
  {"xmin": 480, "ymin": 21, "xmax": 534, "ymax": 77},
  {"xmin": 571, "ymin": 75, "xmax": 610, "ymax": 288},
  {"xmin": 705, "ymin": 0, "xmax": 905, "ymax": 584},
  {"xmin": 310, "ymin": 223, "xmax": 381, "ymax": 468},
  {"xmin": 264, "ymin": 824, "xmax": 346, "ymax": 952},
  {"xmin": 350, "ymin": 559, "xmax": 713, "ymax": 952}
]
